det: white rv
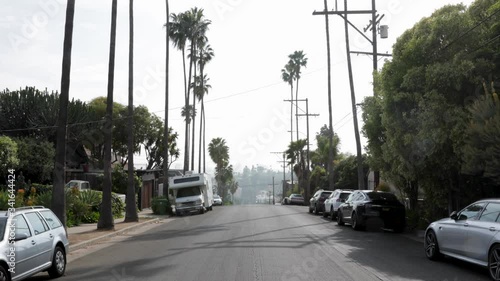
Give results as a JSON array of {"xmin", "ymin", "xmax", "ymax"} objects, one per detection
[{"xmin": 169, "ymin": 173, "xmax": 214, "ymax": 215}]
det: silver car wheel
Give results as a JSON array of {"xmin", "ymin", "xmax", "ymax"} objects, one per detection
[
  {"xmin": 0, "ymin": 267, "xmax": 7, "ymax": 281},
  {"xmin": 424, "ymin": 230, "xmax": 441, "ymax": 260},
  {"xmin": 489, "ymin": 245, "xmax": 500, "ymax": 280},
  {"xmin": 55, "ymin": 250, "xmax": 65, "ymax": 273}
]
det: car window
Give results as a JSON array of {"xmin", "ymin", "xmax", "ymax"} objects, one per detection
[
  {"xmin": 479, "ymin": 203, "xmax": 500, "ymax": 222},
  {"xmin": 14, "ymin": 215, "xmax": 32, "ymax": 238},
  {"xmin": 367, "ymin": 192, "xmax": 399, "ymax": 202},
  {"xmin": 320, "ymin": 192, "xmax": 332, "ymax": 198},
  {"xmin": 25, "ymin": 212, "xmax": 50, "ymax": 235},
  {"xmin": 0, "ymin": 217, "xmax": 7, "ymax": 242},
  {"xmin": 346, "ymin": 192, "xmax": 357, "ymax": 202},
  {"xmin": 40, "ymin": 210, "xmax": 63, "ymax": 229},
  {"xmin": 340, "ymin": 193, "xmax": 351, "ymax": 200},
  {"xmin": 458, "ymin": 203, "xmax": 486, "ymax": 221}
]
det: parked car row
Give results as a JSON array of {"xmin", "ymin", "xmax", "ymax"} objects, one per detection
[
  {"xmin": 303, "ymin": 189, "xmax": 500, "ymax": 280},
  {"xmin": 309, "ymin": 189, "xmax": 406, "ymax": 233}
]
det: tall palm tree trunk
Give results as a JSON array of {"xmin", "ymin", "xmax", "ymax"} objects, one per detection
[
  {"xmin": 52, "ymin": 0, "xmax": 76, "ymax": 227},
  {"xmin": 289, "ymin": 83, "xmax": 294, "ymax": 192},
  {"xmin": 198, "ymin": 99, "xmax": 203, "ymax": 173},
  {"xmin": 190, "ymin": 45, "xmax": 198, "ymax": 171},
  {"xmin": 323, "ymin": 0, "xmax": 335, "ymax": 190},
  {"xmin": 203, "ymin": 107, "xmax": 206, "ymax": 173},
  {"xmin": 343, "ymin": 0, "xmax": 365, "ymax": 190},
  {"xmin": 98, "ymin": 0, "xmax": 117, "ymax": 230},
  {"xmin": 163, "ymin": 0, "xmax": 170, "ymax": 197},
  {"xmin": 125, "ymin": 0, "xmax": 138, "ymax": 222},
  {"xmin": 295, "ymin": 80, "xmax": 299, "ymax": 142},
  {"xmin": 183, "ymin": 43, "xmax": 195, "ymax": 172}
]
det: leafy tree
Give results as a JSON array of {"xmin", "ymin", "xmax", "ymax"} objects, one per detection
[
  {"xmin": 15, "ymin": 138, "xmax": 55, "ymax": 184},
  {"xmin": 462, "ymin": 83, "xmax": 500, "ymax": 185},
  {"xmin": 333, "ymin": 154, "xmax": 369, "ymax": 190},
  {"xmin": 0, "ymin": 136, "xmax": 19, "ymax": 184},
  {"xmin": 362, "ymin": 0, "xmax": 500, "ymax": 215},
  {"xmin": 310, "ymin": 125, "xmax": 340, "ymax": 170}
]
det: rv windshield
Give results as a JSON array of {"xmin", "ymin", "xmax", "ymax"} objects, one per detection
[{"xmin": 177, "ymin": 186, "xmax": 202, "ymax": 198}]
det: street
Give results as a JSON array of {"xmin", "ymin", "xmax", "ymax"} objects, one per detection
[{"xmin": 32, "ymin": 205, "xmax": 490, "ymax": 281}]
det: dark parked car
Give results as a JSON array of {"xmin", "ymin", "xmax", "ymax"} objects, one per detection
[
  {"xmin": 283, "ymin": 194, "xmax": 305, "ymax": 205},
  {"xmin": 425, "ymin": 199, "xmax": 500, "ymax": 281},
  {"xmin": 309, "ymin": 190, "xmax": 333, "ymax": 215},
  {"xmin": 337, "ymin": 190, "xmax": 406, "ymax": 232}
]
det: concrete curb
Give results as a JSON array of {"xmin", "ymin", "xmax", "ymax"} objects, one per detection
[{"xmin": 69, "ymin": 218, "xmax": 160, "ymax": 252}]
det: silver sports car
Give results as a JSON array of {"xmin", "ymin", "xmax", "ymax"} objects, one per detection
[{"xmin": 425, "ymin": 199, "xmax": 500, "ymax": 280}]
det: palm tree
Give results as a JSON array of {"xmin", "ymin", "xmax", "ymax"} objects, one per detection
[
  {"xmin": 98, "ymin": 0, "xmax": 117, "ymax": 230},
  {"xmin": 208, "ymin": 137, "xmax": 229, "ymax": 195},
  {"xmin": 162, "ymin": 0, "xmax": 170, "ymax": 199},
  {"xmin": 229, "ymin": 180, "xmax": 239, "ymax": 203},
  {"xmin": 323, "ymin": 0, "xmax": 335, "ymax": 189},
  {"xmin": 281, "ymin": 63, "xmax": 295, "ymax": 189},
  {"xmin": 124, "ymin": 0, "xmax": 138, "ymax": 222},
  {"xmin": 198, "ymin": 43, "xmax": 214, "ymax": 173},
  {"xmin": 192, "ymin": 74, "xmax": 212, "ymax": 173},
  {"xmin": 286, "ymin": 139, "xmax": 308, "ymax": 189},
  {"xmin": 288, "ymin": 51, "xmax": 308, "ymax": 142},
  {"xmin": 52, "ymin": 0, "xmax": 76, "ymax": 226}
]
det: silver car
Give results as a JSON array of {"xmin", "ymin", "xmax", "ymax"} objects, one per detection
[
  {"xmin": 424, "ymin": 199, "xmax": 500, "ymax": 280},
  {"xmin": 323, "ymin": 189, "xmax": 353, "ymax": 219},
  {"xmin": 0, "ymin": 206, "xmax": 69, "ymax": 281}
]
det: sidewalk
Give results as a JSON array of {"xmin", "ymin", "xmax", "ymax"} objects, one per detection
[{"xmin": 67, "ymin": 208, "xmax": 170, "ymax": 252}]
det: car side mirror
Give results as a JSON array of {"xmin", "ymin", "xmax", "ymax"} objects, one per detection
[
  {"xmin": 450, "ymin": 211, "xmax": 458, "ymax": 220},
  {"xmin": 14, "ymin": 233, "xmax": 29, "ymax": 241}
]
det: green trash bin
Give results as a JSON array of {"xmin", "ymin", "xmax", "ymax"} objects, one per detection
[{"xmin": 156, "ymin": 199, "xmax": 168, "ymax": 215}]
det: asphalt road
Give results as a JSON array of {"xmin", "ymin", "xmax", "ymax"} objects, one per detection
[{"xmin": 31, "ymin": 204, "xmax": 491, "ymax": 281}]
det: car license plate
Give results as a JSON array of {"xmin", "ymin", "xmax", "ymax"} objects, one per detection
[{"xmin": 382, "ymin": 208, "xmax": 390, "ymax": 211}]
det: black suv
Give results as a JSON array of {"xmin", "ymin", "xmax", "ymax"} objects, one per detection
[{"xmin": 309, "ymin": 189, "xmax": 333, "ymax": 215}]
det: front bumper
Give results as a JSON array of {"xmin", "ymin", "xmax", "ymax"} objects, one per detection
[{"xmin": 175, "ymin": 204, "xmax": 203, "ymax": 214}]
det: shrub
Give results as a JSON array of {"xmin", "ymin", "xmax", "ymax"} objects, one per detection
[
  {"xmin": 35, "ymin": 191, "xmax": 52, "ymax": 209},
  {"xmin": 112, "ymin": 193, "xmax": 125, "ymax": 218},
  {"xmin": 78, "ymin": 190, "xmax": 102, "ymax": 211},
  {"xmin": 151, "ymin": 196, "xmax": 171, "ymax": 215},
  {"xmin": 375, "ymin": 182, "xmax": 391, "ymax": 192},
  {"xmin": 0, "ymin": 191, "xmax": 10, "ymax": 210},
  {"xmin": 82, "ymin": 211, "xmax": 100, "ymax": 223}
]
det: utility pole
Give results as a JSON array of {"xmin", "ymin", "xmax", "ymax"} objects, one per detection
[
  {"xmin": 296, "ymin": 98, "xmax": 319, "ymax": 201},
  {"xmin": 272, "ymin": 176, "xmax": 275, "ymax": 205},
  {"xmin": 271, "ymin": 152, "xmax": 287, "ymax": 201},
  {"xmin": 313, "ymin": 0, "xmax": 390, "ymax": 190}
]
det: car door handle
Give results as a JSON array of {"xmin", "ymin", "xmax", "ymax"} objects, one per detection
[
  {"xmin": 464, "ymin": 223, "xmax": 469, "ymax": 227},
  {"xmin": 490, "ymin": 227, "xmax": 496, "ymax": 232},
  {"xmin": 31, "ymin": 240, "xmax": 36, "ymax": 245},
  {"xmin": 49, "ymin": 234, "xmax": 54, "ymax": 239}
]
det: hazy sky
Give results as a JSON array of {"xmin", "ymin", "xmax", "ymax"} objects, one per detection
[{"xmin": 1, "ymin": 0, "xmax": 475, "ymax": 174}]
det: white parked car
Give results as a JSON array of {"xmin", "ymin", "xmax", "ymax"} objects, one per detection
[
  {"xmin": 323, "ymin": 189, "xmax": 353, "ymax": 219},
  {"xmin": 0, "ymin": 206, "xmax": 69, "ymax": 281},
  {"xmin": 213, "ymin": 195, "xmax": 223, "ymax": 206},
  {"xmin": 425, "ymin": 199, "xmax": 500, "ymax": 280}
]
